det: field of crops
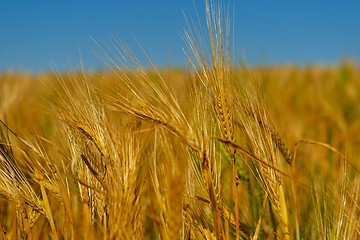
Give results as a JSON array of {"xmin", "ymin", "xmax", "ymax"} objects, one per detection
[
  {"xmin": 1, "ymin": 1, "xmax": 359, "ymax": 239},
  {"xmin": 1, "ymin": 61, "xmax": 359, "ymax": 239}
]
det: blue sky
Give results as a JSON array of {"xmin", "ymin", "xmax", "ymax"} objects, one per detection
[{"xmin": 0, "ymin": 1, "xmax": 359, "ymax": 73}]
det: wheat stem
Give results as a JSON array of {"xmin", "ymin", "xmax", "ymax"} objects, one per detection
[{"xmin": 36, "ymin": 169, "xmax": 58, "ymax": 240}]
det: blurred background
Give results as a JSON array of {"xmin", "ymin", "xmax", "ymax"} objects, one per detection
[{"xmin": 0, "ymin": 0, "xmax": 359, "ymax": 73}]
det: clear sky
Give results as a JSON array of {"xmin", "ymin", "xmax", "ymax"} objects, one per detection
[{"xmin": 1, "ymin": 1, "xmax": 359, "ymax": 73}]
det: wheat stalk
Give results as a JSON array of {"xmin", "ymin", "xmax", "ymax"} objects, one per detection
[{"xmin": 183, "ymin": 1, "xmax": 242, "ymax": 238}]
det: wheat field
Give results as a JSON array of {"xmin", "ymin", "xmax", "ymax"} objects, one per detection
[{"xmin": 0, "ymin": 1, "xmax": 359, "ymax": 239}]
